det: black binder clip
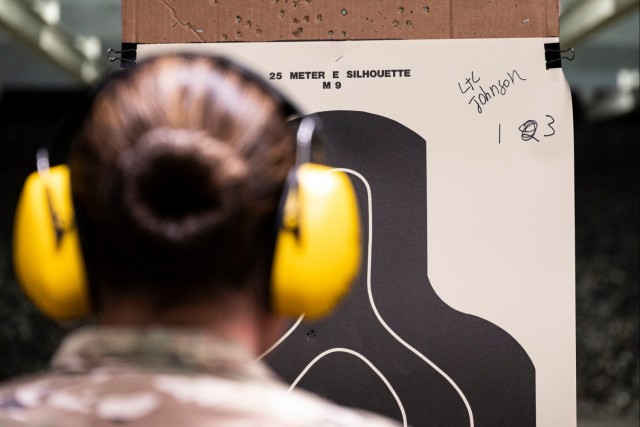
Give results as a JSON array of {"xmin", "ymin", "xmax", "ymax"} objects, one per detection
[
  {"xmin": 544, "ymin": 43, "xmax": 575, "ymax": 70},
  {"xmin": 106, "ymin": 44, "xmax": 137, "ymax": 68}
]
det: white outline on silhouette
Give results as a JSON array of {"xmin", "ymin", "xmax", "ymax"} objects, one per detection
[{"xmin": 289, "ymin": 348, "xmax": 408, "ymax": 427}]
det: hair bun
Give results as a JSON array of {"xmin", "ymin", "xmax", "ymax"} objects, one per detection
[{"xmin": 116, "ymin": 127, "xmax": 249, "ymax": 245}]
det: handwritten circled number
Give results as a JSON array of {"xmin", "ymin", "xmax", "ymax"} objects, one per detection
[{"xmin": 499, "ymin": 114, "xmax": 557, "ymax": 144}]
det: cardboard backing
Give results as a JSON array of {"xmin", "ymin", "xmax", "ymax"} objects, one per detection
[{"xmin": 123, "ymin": 0, "xmax": 560, "ymax": 44}]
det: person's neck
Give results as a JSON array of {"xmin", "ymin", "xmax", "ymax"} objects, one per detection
[{"xmin": 98, "ymin": 290, "xmax": 282, "ymax": 356}]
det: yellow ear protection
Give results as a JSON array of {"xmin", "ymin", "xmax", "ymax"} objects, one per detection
[
  {"xmin": 270, "ymin": 118, "xmax": 361, "ymax": 319},
  {"xmin": 13, "ymin": 149, "xmax": 90, "ymax": 319},
  {"xmin": 12, "ymin": 56, "xmax": 361, "ymax": 321}
]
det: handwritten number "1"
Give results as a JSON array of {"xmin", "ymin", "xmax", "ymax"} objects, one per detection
[{"xmin": 544, "ymin": 115, "xmax": 556, "ymax": 137}]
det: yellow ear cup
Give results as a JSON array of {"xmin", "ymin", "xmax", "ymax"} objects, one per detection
[
  {"xmin": 13, "ymin": 164, "xmax": 90, "ymax": 320},
  {"xmin": 271, "ymin": 163, "xmax": 361, "ymax": 320}
]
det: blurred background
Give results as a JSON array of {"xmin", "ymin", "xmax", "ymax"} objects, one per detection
[{"xmin": 0, "ymin": 1, "xmax": 638, "ymax": 425}]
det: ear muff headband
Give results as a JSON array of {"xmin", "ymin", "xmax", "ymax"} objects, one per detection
[{"xmin": 12, "ymin": 55, "xmax": 361, "ymax": 321}]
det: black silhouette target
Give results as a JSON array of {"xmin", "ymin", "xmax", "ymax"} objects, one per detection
[{"xmin": 266, "ymin": 111, "xmax": 536, "ymax": 427}]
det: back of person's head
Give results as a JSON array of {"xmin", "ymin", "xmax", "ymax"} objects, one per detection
[{"xmin": 69, "ymin": 55, "xmax": 296, "ymax": 311}]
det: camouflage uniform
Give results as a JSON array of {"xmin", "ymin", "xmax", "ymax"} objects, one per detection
[{"xmin": 0, "ymin": 327, "xmax": 403, "ymax": 427}]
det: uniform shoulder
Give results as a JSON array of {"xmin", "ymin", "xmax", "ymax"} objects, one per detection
[{"xmin": 0, "ymin": 369, "xmax": 405, "ymax": 427}]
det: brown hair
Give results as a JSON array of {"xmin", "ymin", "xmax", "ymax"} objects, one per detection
[{"xmin": 69, "ymin": 55, "xmax": 296, "ymax": 309}]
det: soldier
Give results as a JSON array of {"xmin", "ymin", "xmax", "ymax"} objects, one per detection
[{"xmin": 1, "ymin": 54, "xmax": 403, "ymax": 427}]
